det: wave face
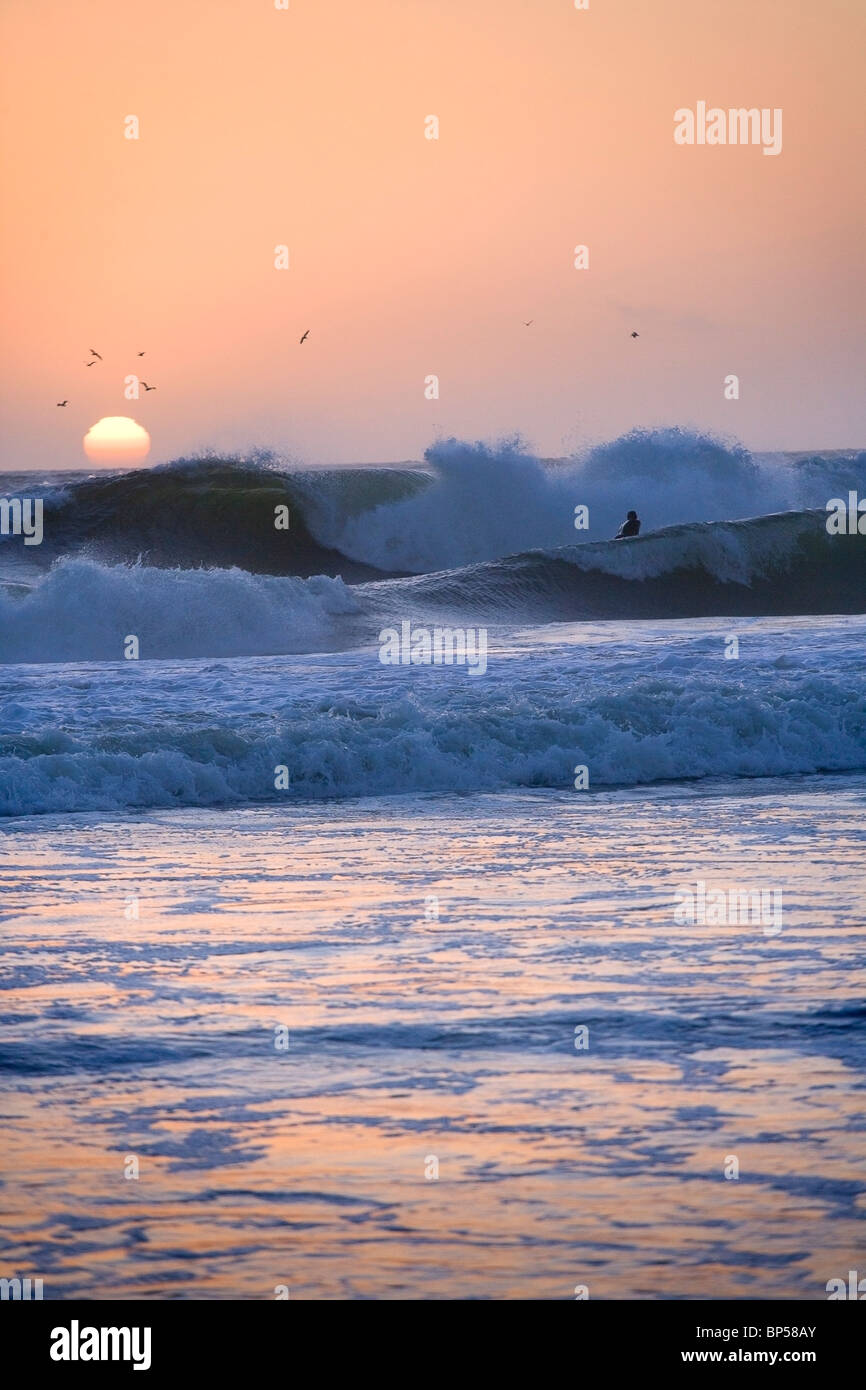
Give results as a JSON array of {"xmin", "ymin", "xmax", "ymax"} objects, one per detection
[
  {"xmin": 1, "ymin": 509, "xmax": 864, "ymax": 664},
  {"xmin": 3, "ymin": 432, "xmax": 864, "ymax": 580},
  {"xmin": 366, "ymin": 509, "xmax": 866, "ymax": 623},
  {"xmin": 2, "ymin": 618, "xmax": 865, "ymax": 815},
  {"xmin": 4, "ymin": 454, "xmax": 422, "ymax": 579},
  {"xmin": 0, "ymin": 559, "xmax": 362, "ymax": 662}
]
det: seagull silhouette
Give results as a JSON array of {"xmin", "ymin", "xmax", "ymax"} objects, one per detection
[
  {"xmin": 85, "ymin": 359, "xmax": 97, "ymax": 366},
  {"xmin": 56, "ymin": 400, "xmax": 68, "ymax": 407},
  {"xmin": 630, "ymin": 331, "xmax": 639, "ymax": 338},
  {"xmin": 299, "ymin": 330, "xmax": 310, "ymax": 344},
  {"xmin": 524, "ymin": 320, "xmax": 533, "ymax": 326},
  {"xmin": 88, "ymin": 349, "xmax": 102, "ymax": 360},
  {"xmin": 141, "ymin": 382, "xmax": 156, "ymax": 391},
  {"xmin": 137, "ymin": 351, "xmax": 146, "ymax": 357}
]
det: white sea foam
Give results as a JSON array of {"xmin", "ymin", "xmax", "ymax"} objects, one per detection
[
  {"xmin": 2, "ymin": 618, "xmax": 864, "ymax": 815},
  {"xmin": 0, "ymin": 558, "xmax": 360, "ymax": 663},
  {"xmin": 307, "ymin": 430, "xmax": 865, "ymax": 571},
  {"xmin": 549, "ymin": 510, "xmax": 831, "ymax": 585}
]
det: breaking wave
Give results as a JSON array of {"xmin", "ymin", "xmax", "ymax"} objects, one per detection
[
  {"xmin": 0, "ymin": 558, "xmax": 362, "ymax": 662},
  {"xmin": 1, "ymin": 508, "xmax": 864, "ymax": 664},
  {"xmin": 367, "ymin": 508, "xmax": 866, "ymax": 622},
  {"xmin": 3, "ymin": 431, "xmax": 864, "ymax": 578},
  {"xmin": 2, "ymin": 619, "xmax": 865, "ymax": 814}
]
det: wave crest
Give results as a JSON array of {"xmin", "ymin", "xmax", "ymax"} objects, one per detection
[
  {"xmin": 5, "ymin": 431, "xmax": 864, "ymax": 579},
  {"xmin": 0, "ymin": 558, "xmax": 361, "ymax": 663}
]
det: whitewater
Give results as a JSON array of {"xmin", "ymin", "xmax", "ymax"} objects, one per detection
[
  {"xmin": 2, "ymin": 616, "xmax": 865, "ymax": 816},
  {"xmin": 1, "ymin": 430, "xmax": 864, "ymax": 671}
]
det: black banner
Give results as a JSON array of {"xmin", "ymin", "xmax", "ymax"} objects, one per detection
[{"xmin": 5, "ymin": 1298, "xmax": 862, "ymax": 1375}]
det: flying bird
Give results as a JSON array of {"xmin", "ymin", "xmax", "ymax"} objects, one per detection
[
  {"xmin": 141, "ymin": 382, "xmax": 157, "ymax": 391},
  {"xmin": 524, "ymin": 320, "xmax": 533, "ymax": 326},
  {"xmin": 88, "ymin": 349, "xmax": 102, "ymax": 359},
  {"xmin": 630, "ymin": 331, "xmax": 640, "ymax": 338},
  {"xmin": 299, "ymin": 330, "xmax": 310, "ymax": 344},
  {"xmin": 85, "ymin": 359, "xmax": 97, "ymax": 366},
  {"xmin": 56, "ymin": 400, "xmax": 68, "ymax": 407},
  {"xmin": 137, "ymin": 351, "xmax": 146, "ymax": 357}
]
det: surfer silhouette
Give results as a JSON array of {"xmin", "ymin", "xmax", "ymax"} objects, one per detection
[{"xmin": 615, "ymin": 510, "xmax": 641, "ymax": 539}]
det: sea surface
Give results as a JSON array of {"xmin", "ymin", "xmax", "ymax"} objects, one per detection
[{"xmin": 1, "ymin": 433, "xmax": 864, "ymax": 1298}]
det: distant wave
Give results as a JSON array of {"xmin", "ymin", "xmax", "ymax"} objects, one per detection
[
  {"xmin": 1, "ymin": 509, "xmax": 864, "ymax": 664},
  {"xmin": 3, "ymin": 621, "xmax": 865, "ymax": 814},
  {"xmin": 267, "ymin": 430, "xmax": 866, "ymax": 572},
  {"xmin": 2, "ymin": 430, "xmax": 864, "ymax": 579},
  {"xmin": 366, "ymin": 508, "xmax": 866, "ymax": 622}
]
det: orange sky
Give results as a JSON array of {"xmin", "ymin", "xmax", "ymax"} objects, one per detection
[{"xmin": 1, "ymin": 0, "xmax": 864, "ymax": 469}]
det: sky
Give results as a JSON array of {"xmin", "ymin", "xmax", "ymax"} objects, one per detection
[{"xmin": 1, "ymin": 0, "xmax": 864, "ymax": 469}]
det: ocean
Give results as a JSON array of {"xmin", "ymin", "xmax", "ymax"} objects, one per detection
[{"xmin": 1, "ymin": 429, "xmax": 864, "ymax": 1299}]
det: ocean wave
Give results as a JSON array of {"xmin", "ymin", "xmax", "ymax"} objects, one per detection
[
  {"xmin": 2, "ymin": 453, "xmax": 419, "ymax": 579},
  {"xmin": 0, "ymin": 557, "xmax": 361, "ymax": 662},
  {"xmin": 2, "ymin": 625, "xmax": 865, "ymax": 814},
  {"xmin": 285, "ymin": 430, "xmax": 866, "ymax": 572},
  {"xmin": 1, "ymin": 506, "xmax": 864, "ymax": 667},
  {"xmin": 368, "ymin": 508, "xmax": 866, "ymax": 621},
  {"xmin": 3, "ymin": 431, "xmax": 863, "ymax": 578}
]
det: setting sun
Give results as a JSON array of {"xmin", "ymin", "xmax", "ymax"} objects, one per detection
[{"xmin": 83, "ymin": 416, "xmax": 151, "ymax": 464}]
